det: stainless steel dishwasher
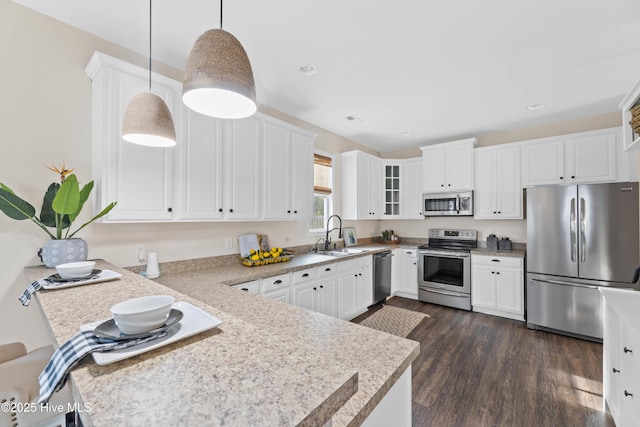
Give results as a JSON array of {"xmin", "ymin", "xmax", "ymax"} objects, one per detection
[{"xmin": 373, "ymin": 251, "xmax": 392, "ymax": 304}]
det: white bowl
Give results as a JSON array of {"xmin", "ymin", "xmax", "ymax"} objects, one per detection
[
  {"xmin": 55, "ymin": 261, "xmax": 96, "ymax": 279},
  {"xmin": 110, "ymin": 295, "xmax": 175, "ymax": 335}
]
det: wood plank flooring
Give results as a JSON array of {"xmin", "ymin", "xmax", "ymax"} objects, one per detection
[{"xmin": 353, "ymin": 297, "xmax": 614, "ymax": 427}]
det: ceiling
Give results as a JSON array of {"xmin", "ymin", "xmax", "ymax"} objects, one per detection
[{"xmin": 11, "ymin": 0, "xmax": 640, "ymax": 153}]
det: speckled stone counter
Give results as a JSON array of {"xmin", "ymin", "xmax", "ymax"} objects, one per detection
[
  {"xmin": 470, "ymin": 247, "xmax": 526, "ymax": 258},
  {"xmin": 25, "ymin": 257, "xmax": 419, "ymax": 427}
]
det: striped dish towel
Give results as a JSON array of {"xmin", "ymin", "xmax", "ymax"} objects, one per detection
[
  {"xmin": 19, "ymin": 279, "xmax": 50, "ymax": 306},
  {"xmin": 37, "ymin": 329, "xmax": 168, "ymax": 404}
]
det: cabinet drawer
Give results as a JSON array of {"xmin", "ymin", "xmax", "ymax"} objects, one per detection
[
  {"xmin": 401, "ymin": 249, "xmax": 418, "ymax": 258},
  {"xmin": 232, "ymin": 280, "xmax": 260, "ymax": 295},
  {"xmin": 261, "ymin": 273, "xmax": 291, "ymax": 293},
  {"xmin": 318, "ymin": 262, "xmax": 338, "ymax": 279},
  {"xmin": 338, "ymin": 258, "xmax": 358, "ymax": 272},
  {"xmin": 292, "ymin": 267, "xmax": 316, "ymax": 284},
  {"xmin": 473, "ymin": 255, "xmax": 522, "ymax": 268}
]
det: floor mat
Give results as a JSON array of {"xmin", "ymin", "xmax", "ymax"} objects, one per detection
[{"xmin": 357, "ymin": 305, "xmax": 429, "ymax": 338}]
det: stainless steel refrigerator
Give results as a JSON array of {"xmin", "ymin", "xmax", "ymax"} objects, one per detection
[{"xmin": 526, "ymin": 182, "xmax": 639, "ymax": 341}]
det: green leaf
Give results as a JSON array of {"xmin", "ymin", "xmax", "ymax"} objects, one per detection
[
  {"xmin": 52, "ymin": 174, "xmax": 80, "ymax": 215},
  {"xmin": 68, "ymin": 202, "xmax": 117, "ymax": 238},
  {"xmin": 40, "ymin": 183, "xmax": 70, "ymax": 229},
  {"xmin": 69, "ymin": 180, "xmax": 94, "ymax": 223},
  {"xmin": 0, "ymin": 183, "xmax": 15, "ymax": 194},
  {"xmin": 0, "ymin": 187, "xmax": 36, "ymax": 220}
]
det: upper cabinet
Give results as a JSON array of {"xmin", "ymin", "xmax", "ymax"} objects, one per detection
[
  {"xmin": 401, "ymin": 158, "xmax": 424, "ymax": 219},
  {"xmin": 474, "ymin": 144, "xmax": 522, "ymax": 219},
  {"xmin": 85, "ymin": 52, "xmax": 315, "ymax": 223},
  {"xmin": 521, "ymin": 128, "xmax": 634, "ymax": 187},
  {"xmin": 420, "ymin": 138, "xmax": 476, "ymax": 193},
  {"xmin": 341, "ymin": 151, "xmax": 382, "ymax": 220}
]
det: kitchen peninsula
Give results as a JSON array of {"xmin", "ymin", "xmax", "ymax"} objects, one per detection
[{"xmin": 24, "ymin": 258, "xmax": 419, "ymax": 427}]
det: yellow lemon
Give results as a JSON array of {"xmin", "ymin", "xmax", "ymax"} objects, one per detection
[
  {"xmin": 251, "ymin": 254, "xmax": 259, "ymax": 261},
  {"xmin": 250, "ymin": 249, "xmax": 256, "ymax": 255}
]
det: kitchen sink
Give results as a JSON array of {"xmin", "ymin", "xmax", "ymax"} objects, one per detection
[{"xmin": 311, "ymin": 248, "xmax": 369, "ymax": 257}]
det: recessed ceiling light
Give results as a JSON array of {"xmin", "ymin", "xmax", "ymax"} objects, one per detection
[
  {"xmin": 527, "ymin": 103, "xmax": 545, "ymax": 111},
  {"xmin": 402, "ymin": 131, "xmax": 412, "ymax": 136},
  {"xmin": 299, "ymin": 65, "xmax": 317, "ymax": 76},
  {"xmin": 345, "ymin": 115, "xmax": 363, "ymax": 122}
]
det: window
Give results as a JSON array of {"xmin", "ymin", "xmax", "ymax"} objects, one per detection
[{"xmin": 310, "ymin": 152, "xmax": 333, "ymax": 232}]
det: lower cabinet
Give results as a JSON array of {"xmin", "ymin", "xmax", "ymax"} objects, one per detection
[
  {"xmin": 231, "ymin": 280, "xmax": 260, "ymax": 294},
  {"xmin": 337, "ymin": 256, "xmax": 373, "ymax": 320},
  {"xmin": 602, "ymin": 290, "xmax": 640, "ymax": 427},
  {"xmin": 261, "ymin": 273, "xmax": 293, "ymax": 304},
  {"xmin": 392, "ymin": 248, "xmax": 418, "ymax": 300},
  {"xmin": 471, "ymin": 255, "xmax": 524, "ymax": 321}
]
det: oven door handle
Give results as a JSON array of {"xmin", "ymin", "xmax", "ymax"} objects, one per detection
[
  {"xmin": 419, "ymin": 250, "xmax": 470, "ymax": 259},
  {"xmin": 421, "ymin": 288, "xmax": 470, "ymax": 298}
]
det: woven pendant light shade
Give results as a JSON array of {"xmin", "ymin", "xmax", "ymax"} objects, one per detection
[
  {"xmin": 122, "ymin": 92, "xmax": 176, "ymax": 147},
  {"xmin": 183, "ymin": 29, "xmax": 257, "ymax": 119}
]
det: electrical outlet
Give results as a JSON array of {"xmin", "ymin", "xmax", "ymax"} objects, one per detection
[
  {"xmin": 225, "ymin": 237, "xmax": 233, "ymax": 249},
  {"xmin": 136, "ymin": 244, "xmax": 146, "ymax": 263}
]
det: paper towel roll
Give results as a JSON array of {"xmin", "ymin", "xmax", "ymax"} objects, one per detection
[{"xmin": 146, "ymin": 252, "xmax": 160, "ymax": 279}]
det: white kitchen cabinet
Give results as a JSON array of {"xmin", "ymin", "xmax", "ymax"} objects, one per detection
[
  {"xmin": 392, "ymin": 248, "xmax": 418, "ymax": 300},
  {"xmin": 474, "ymin": 144, "xmax": 522, "ymax": 219},
  {"xmin": 619, "ymin": 78, "xmax": 640, "ymax": 151},
  {"xmin": 341, "ymin": 151, "xmax": 383, "ymax": 220},
  {"xmin": 521, "ymin": 128, "xmax": 629, "ymax": 187},
  {"xmin": 420, "ymin": 138, "xmax": 476, "ymax": 193},
  {"xmin": 357, "ymin": 256, "xmax": 373, "ymax": 311},
  {"xmin": 382, "ymin": 163, "xmax": 401, "ymax": 218},
  {"xmin": 86, "ymin": 51, "xmax": 179, "ymax": 222},
  {"xmin": 262, "ymin": 120, "xmax": 315, "ymax": 220},
  {"xmin": 602, "ymin": 289, "xmax": 640, "ymax": 427},
  {"xmin": 232, "ymin": 280, "xmax": 260, "ymax": 295},
  {"xmin": 471, "ymin": 255, "xmax": 524, "ymax": 321},
  {"xmin": 292, "ymin": 265, "xmax": 338, "ymax": 317},
  {"xmin": 317, "ymin": 275, "xmax": 339, "ymax": 317},
  {"xmin": 337, "ymin": 259, "xmax": 360, "ymax": 320},
  {"xmin": 401, "ymin": 158, "xmax": 424, "ymax": 219}
]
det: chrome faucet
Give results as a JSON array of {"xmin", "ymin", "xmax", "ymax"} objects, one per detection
[
  {"xmin": 324, "ymin": 215, "xmax": 343, "ymax": 251},
  {"xmin": 313, "ymin": 238, "xmax": 325, "ymax": 253}
]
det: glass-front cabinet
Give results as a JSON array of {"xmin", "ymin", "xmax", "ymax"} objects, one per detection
[{"xmin": 384, "ymin": 164, "xmax": 400, "ymax": 217}]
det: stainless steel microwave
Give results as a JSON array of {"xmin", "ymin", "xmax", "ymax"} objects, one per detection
[{"xmin": 422, "ymin": 191, "xmax": 473, "ymax": 216}]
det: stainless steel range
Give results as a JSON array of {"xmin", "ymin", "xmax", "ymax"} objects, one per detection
[{"xmin": 418, "ymin": 229, "xmax": 477, "ymax": 311}]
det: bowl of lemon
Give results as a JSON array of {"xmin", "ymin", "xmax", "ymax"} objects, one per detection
[{"xmin": 241, "ymin": 247, "xmax": 293, "ymax": 267}]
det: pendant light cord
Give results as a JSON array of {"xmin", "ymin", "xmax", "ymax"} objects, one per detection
[
  {"xmin": 220, "ymin": 0, "xmax": 223, "ymax": 29},
  {"xmin": 148, "ymin": 0, "xmax": 152, "ymax": 91}
]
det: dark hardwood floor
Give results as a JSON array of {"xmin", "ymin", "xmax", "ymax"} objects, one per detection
[{"xmin": 353, "ymin": 297, "xmax": 614, "ymax": 427}]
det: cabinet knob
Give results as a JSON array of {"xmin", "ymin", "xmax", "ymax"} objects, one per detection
[
  {"xmin": 229, "ymin": 208, "xmax": 234, "ymax": 213},
  {"xmin": 302, "ymin": 273, "xmax": 309, "ymax": 277},
  {"xmin": 274, "ymin": 280, "xmax": 283, "ymax": 284},
  {"xmin": 413, "ymin": 262, "xmax": 417, "ymax": 265},
  {"xmin": 313, "ymin": 287, "xmax": 317, "ymax": 291},
  {"xmin": 498, "ymin": 211, "xmax": 501, "ymax": 214},
  {"xmin": 560, "ymin": 176, "xmax": 564, "ymax": 180},
  {"xmin": 496, "ymin": 272, "xmax": 500, "ymax": 275},
  {"xmin": 448, "ymin": 184, "xmax": 451, "ymax": 186},
  {"xmin": 491, "ymin": 271, "xmax": 495, "ymax": 274},
  {"xmin": 218, "ymin": 208, "xmax": 223, "ymax": 213},
  {"xmin": 491, "ymin": 259, "xmax": 501, "ymax": 262},
  {"xmin": 294, "ymin": 210, "xmax": 298, "ymax": 214},
  {"xmin": 325, "ymin": 268, "xmax": 332, "ymax": 272},
  {"xmin": 571, "ymin": 175, "xmax": 575, "ymax": 179},
  {"xmin": 287, "ymin": 210, "xmax": 291, "ymax": 213},
  {"xmin": 613, "ymin": 367, "xmax": 620, "ymax": 373},
  {"xmin": 624, "ymin": 346, "xmax": 633, "ymax": 354},
  {"xmin": 241, "ymin": 288, "xmax": 249, "ymax": 291},
  {"xmin": 319, "ymin": 285, "xmax": 324, "ymax": 289},
  {"xmin": 354, "ymin": 274, "xmax": 358, "ymax": 277},
  {"xmin": 624, "ymin": 390, "xmax": 634, "ymax": 398},
  {"xmin": 493, "ymin": 211, "xmax": 496, "ymax": 214},
  {"xmin": 167, "ymin": 207, "xmax": 173, "ymax": 212},
  {"xmin": 359, "ymin": 273, "xmax": 362, "ymax": 276},
  {"xmin": 441, "ymin": 184, "xmax": 444, "ymax": 187}
]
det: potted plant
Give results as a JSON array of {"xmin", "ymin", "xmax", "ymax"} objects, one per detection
[{"xmin": 0, "ymin": 164, "xmax": 116, "ymax": 267}]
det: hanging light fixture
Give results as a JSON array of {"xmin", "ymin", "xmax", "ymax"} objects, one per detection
[
  {"xmin": 122, "ymin": 0, "xmax": 176, "ymax": 147},
  {"xmin": 182, "ymin": 0, "xmax": 256, "ymax": 119}
]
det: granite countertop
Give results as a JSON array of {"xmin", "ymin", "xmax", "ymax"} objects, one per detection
[
  {"xmin": 470, "ymin": 247, "xmax": 526, "ymax": 258},
  {"xmin": 25, "ymin": 257, "xmax": 419, "ymax": 427}
]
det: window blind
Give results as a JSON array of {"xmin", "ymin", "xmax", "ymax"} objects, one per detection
[{"xmin": 314, "ymin": 154, "xmax": 332, "ymax": 195}]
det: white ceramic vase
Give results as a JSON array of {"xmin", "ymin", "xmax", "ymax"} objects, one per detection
[{"xmin": 38, "ymin": 238, "xmax": 88, "ymax": 268}]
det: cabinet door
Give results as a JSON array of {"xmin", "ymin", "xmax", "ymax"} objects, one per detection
[
  {"xmin": 338, "ymin": 270, "xmax": 359, "ymax": 320},
  {"xmin": 103, "ymin": 70, "xmax": 176, "ymax": 221},
  {"xmin": 263, "ymin": 288, "xmax": 291, "ymax": 304},
  {"xmin": 232, "ymin": 280, "xmax": 260, "ymax": 295},
  {"xmin": 422, "ymin": 145, "xmax": 446, "ymax": 193},
  {"xmin": 564, "ymin": 132, "xmax": 617, "ymax": 184},
  {"xmin": 356, "ymin": 155, "xmax": 372, "ymax": 218},
  {"xmin": 521, "ymin": 139, "xmax": 564, "ymax": 186},
  {"xmin": 603, "ymin": 301, "xmax": 622, "ymax": 424},
  {"xmin": 473, "ymin": 150, "xmax": 497, "ymax": 219},
  {"xmin": 445, "ymin": 142, "xmax": 473, "ymax": 191},
  {"xmin": 471, "ymin": 264, "xmax": 496, "ymax": 309},
  {"xmin": 225, "ymin": 117, "xmax": 261, "ymax": 219},
  {"xmin": 369, "ymin": 157, "xmax": 383, "ymax": 218},
  {"xmin": 402, "ymin": 158, "xmax": 424, "ymax": 219},
  {"xmin": 262, "ymin": 121, "xmax": 291, "ymax": 219},
  {"xmin": 383, "ymin": 164, "xmax": 401, "ymax": 218},
  {"xmin": 495, "ymin": 267, "xmax": 523, "ymax": 313},
  {"xmin": 358, "ymin": 257, "xmax": 374, "ymax": 310},
  {"xmin": 177, "ymin": 109, "xmax": 223, "ymax": 220},
  {"xmin": 495, "ymin": 147, "xmax": 522, "ymax": 218},
  {"xmin": 293, "ymin": 281, "xmax": 317, "ymax": 312},
  {"xmin": 290, "ymin": 132, "xmax": 314, "ymax": 219},
  {"xmin": 399, "ymin": 253, "xmax": 418, "ymax": 297},
  {"xmin": 317, "ymin": 276, "xmax": 338, "ymax": 317}
]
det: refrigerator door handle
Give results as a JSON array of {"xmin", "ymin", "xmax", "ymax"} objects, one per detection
[
  {"xmin": 580, "ymin": 197, "xmax": 586, "ymax": 263},
  {"xmin": 533, "ymin": 278, "xmax": 599, "ymax": 290},
  {"xmin": 570, "ymin": 197, "xmax": 577, "ymax": 262}
]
